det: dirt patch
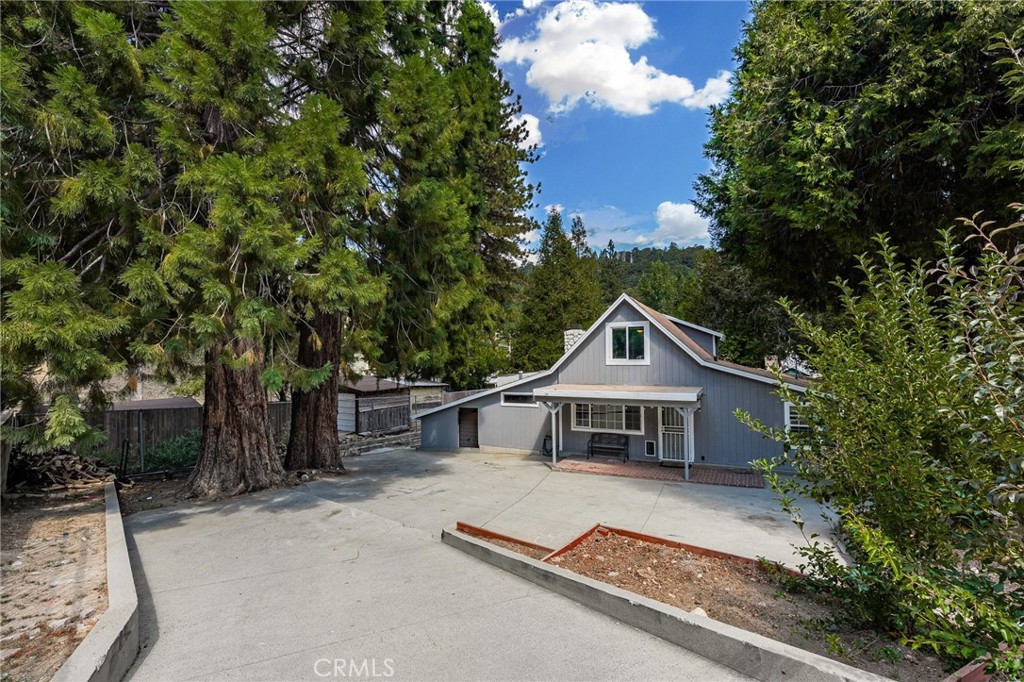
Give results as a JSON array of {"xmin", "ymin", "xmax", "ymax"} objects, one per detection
[
  {"xmin": 484, "ymin": 537, "xmax": 551, "ymax": 561},
  {"xmin": 117, "ymin": 478, "xmax": 188, "ymax": 516},
  {"xmin": 1, "ymin": 486, "xmax": 108, "ymax": 682},
  {"xmin": 544, "ymin": 530, "xmax": 946, "ymax": 681}
]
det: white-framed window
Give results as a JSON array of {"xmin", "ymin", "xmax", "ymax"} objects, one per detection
[
  {"xmin": 572, "ymin": 403, "xmax": 644, "ymax": 435},
  {"xmin": 784, "ymin": 402, "xmax": 810, "ymax": 433},
  {"xmin": 501, "ymin": 392, "xmax": 538, "ymax": 408},
  {"xmin": 606, "ymin": 321, "xmax": 650, "ymax": 365}
]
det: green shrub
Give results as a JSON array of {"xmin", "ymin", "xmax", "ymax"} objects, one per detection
[
  {"xmin": 143, "ymin": 429, "xmax": 201, "ymax": 471},
  {"xmin": 743, "ymin": 215, "xmax": 1023, "ymax": 674}
]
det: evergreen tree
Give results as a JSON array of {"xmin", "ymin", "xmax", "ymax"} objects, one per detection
[
  {"xmin": 567, "ymin": 214, "xmax": 603, "ymax": 324},
  {"xmin": 275, "ymin": 2, "xmax": 390, "ymax": 471},
  {"xmin": 597, "ymin": 240, "xmax": 626, "ymax": 305},
  {"xmin": 696, "ymin": 1, "xmax": 1024, "ymax": 312},
  {"xmin": 633, "ymin": 260, "xmax": 683, "ymax": 315},
  {"xmin": 122, "ymin": 2, "xmax": 315, "ymax": 496},
  {"xmin": 511, "ymin": 210, "xmax": 602, "ymax": 371},
  {"xmin": 421, "ymin": 0, "xmax": 538, "ymax": 389},
  {"xmin": 676, "ymin": 251, "xmax": 794, "ymax": 366},
  {"xmin": 1, "ymin": 2, "xmax": 156, "ymax": 450}
]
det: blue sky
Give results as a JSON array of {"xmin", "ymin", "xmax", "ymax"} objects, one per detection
[{"xmin": 484, "ymin": 0, "xmax": 751, "ymax": 252}]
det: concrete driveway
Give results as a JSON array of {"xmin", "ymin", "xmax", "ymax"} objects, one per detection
[{"xmin": 125, "ymin": 449, "xmax": 829, "ymax": 681}]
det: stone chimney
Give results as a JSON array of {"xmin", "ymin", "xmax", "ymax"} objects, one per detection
[{"xmin": 563, "ymin": 328, "xmax": 585, "ymax": 353}]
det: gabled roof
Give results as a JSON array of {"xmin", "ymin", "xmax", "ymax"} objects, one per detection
[
  {"xmin": 415, "ymin": 293, "xmax": 806, "ymax": 419},
  {"xmin": 631, "ymin": 299, "xmax": 809, "ymax": 388}
]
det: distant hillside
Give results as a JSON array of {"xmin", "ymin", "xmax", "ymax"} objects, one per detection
[{"xmin": 601, "ymin": 243, "xmax": 708, "ymax": 291}]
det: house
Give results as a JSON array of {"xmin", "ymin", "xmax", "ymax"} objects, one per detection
[{"xmin": 415, "ymin": 293, "xmax": 808, "ymax": 476}]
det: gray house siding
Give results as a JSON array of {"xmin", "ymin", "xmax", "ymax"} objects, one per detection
[
  {"xmin": 474, "ymin": 377, "xmax": 552, "ymax": 452},
  {"xmin": 553, "ymin": 301, "xmax": 784, "ymax": 467},
  {"xmin": 419, "ymin": 407, "xmax": 459, "ymax": 450},
  {"xmin": 418, "ymin": 375, "xmax": 554, "ymax": 452},
  {"xmin": 419, "ymin": 299, "xmax": 788, "ymax": 467},
  {"xmin": 676, "ymin": 324, "xmax": 716, "ymax": 357}
]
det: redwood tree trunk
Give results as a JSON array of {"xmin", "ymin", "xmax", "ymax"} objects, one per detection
[
  {"xmin": 186, "ymin": 336, "xmax": 285, "ymax": 498},
  {"xmin": 285, "ymin": 310, "xmax": 344, "ymax": 471}
]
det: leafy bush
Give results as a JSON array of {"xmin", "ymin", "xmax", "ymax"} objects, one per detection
[
  {"xmin": 743, "ymin": 215, "xmax": 1023, "ymax": 673},
  {"xmin": 94, "ymin": 429, "xmax": 201, "ymax": 473},
  {"xmin": 142, "ymin": 429, "xmax": 201, "ymax": 472}
]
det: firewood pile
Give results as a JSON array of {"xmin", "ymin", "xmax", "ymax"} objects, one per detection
[{"xmin": 6, "ymin": 447, "xmax": 115, "ymax": 491}]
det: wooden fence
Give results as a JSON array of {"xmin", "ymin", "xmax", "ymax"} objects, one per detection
[
  {"xmin": 87, "ymin": 401, "xmax": 292, "ymax": 472},
  {"xmin": 356, "ymin": 395, "xmax": 411, "ymax": 434}
]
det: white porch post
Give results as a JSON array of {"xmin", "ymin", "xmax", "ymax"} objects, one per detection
[
  {"xmin": 674, "ymin": 406, "xmax": 698, "ymax": 481},
  {"xmin": 542, "ymin": 401, "xmax": 560, "ymax": 465},
  {"xmin": 553, "ymin": 406, "xmax": 558, "ymax": 465},
  {"xmin": 557, "ymin": 403, "xmax": 564, "ymax": 454},
  {"xmin": 685, "ymin": 408, "xmax": 696, "ymax": 481}
]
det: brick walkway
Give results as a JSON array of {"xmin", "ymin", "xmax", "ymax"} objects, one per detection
[{"xmin": 552, "ymin": 457, "xmax": 764, "ymax": 488}]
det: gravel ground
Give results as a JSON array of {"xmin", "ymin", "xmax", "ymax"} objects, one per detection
[
  {"xmin": 1, "ymin": 487, "xmax": 107, "ymax": 682},
  {"xmin": 545, "ymin": 529, "xmax": 947, "ymax": 682}
]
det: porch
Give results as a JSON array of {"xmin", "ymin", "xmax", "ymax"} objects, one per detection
[
  {"xmin": 533, "ymin": 383, "xmax": 704, "ymax": 479},
  {"xmin": 551, "ymin": 455, "xmax": 765, "ymax": 488}
]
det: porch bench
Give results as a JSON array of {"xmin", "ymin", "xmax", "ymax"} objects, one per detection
[{"xmin": 587, "ymin": 433, "xmax": 629, "ymax": 462}]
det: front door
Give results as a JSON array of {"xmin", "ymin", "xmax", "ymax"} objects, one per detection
[
  {"xmin": 458, "ymin": 408, "xmax": 479, "ymax": 448},
  {"xmin": 659, "ymin": 407, "xmax": 691, "ymax": 463}
]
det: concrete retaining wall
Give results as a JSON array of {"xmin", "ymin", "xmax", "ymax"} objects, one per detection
[
  {"xmin": 52, "ymin": 483, "xmax": 139, "ymax": 682},
  {"xmin": 442, "ymin": 528, "xmax": 891, "ymax": 682}
]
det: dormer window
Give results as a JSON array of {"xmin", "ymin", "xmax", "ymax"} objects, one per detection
[{"xmin": 606, "ymin": 321, "xmax": 650, "ymax": 365}]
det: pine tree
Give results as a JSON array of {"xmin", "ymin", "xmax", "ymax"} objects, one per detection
[
  {"xmin": 567, "ymin": 214, "xmax": 603, "ymax": 325},
  {"xmin": 425, "ymin": 0, "xmax": 538, "ymax": 389},
  {"xmin": 634, "ymin": 261, "xmax": 683, "ymax": 315},
  {"xmin": 597, "ymin": 240, "xmax": 626, "ymax": 305},
  {"xmin": 124, "ymin": 2, "xmax": 312, "ymax": 496},
  {"xmin": 1, "ymin": 2, "xmax": 156, "ymax": 450},
  {"xmin": 512, "ymin": 210, "xmax": 603, "ymax": 371},
  {"xmin": 274, "ymin": 2, "xmax": 389, "ymax": 471}
]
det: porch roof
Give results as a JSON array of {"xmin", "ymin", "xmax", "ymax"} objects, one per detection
[{"xmin": 533, "ymin": 383, "xmax": 703, "ymax": 405}]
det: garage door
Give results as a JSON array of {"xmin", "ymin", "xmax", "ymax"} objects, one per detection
[{"xmin": 458, "ymin": 408, "xmax": 479, "ymax": 448}]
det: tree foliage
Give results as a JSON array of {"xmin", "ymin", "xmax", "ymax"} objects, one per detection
[
  {"xmin": 1, "ymin": 2, "xmax": 153, "ymax": 449},
  {"xmin": 511, "ymin": 210, "xmax": 602, "ymax": 371},
  {"xmin": 676, "ymin": 251, "xmax": 795, "ymax": 366},
  {"xmin": 744, "ymin": 219, "xmax": 1024, "ymax": 673},
  {"xmin": 2, "ymin": 1, "xmax": 535, "ymax": 490},
  {"xmin": 697, "ymin": 1, "xmax": 1024, "ymax": 312}
]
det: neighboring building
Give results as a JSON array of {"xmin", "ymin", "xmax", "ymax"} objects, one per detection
[
  {"xmin": 415, "ymin": 293, "xmax": 808, "ymax": 472},
  {"xmin": 402, "ymin": 379, "xmax": 449, "ymax": 413},
  {"xmin": 339, "ymin": 377, "xmax": 410, "ymax": 435},
  {"xmin": 488, "ymin": 371, "xmax": 543, "ymax": 388}
]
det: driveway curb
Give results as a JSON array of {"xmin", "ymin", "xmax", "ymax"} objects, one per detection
[
  {"xmin": 52, "ymin": 482, "xmax": 139, "ymax": 682},
  {"xmin": 442, "ymin": 527, "xmax": 890, "ymax": 682}
]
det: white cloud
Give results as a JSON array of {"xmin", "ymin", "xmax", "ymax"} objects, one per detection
[
  {"xmin": 514, "ymin": 113, "xmax": 543, "ymax": 148},
  {"xmin": 651, "ymin": 201, "xmax": 709, "ymax": 245},
  {"xmin": 523, "ymin": 0, "xmax": 544, "ymax": 8},
  {"xmin": 498, "ymin": 0, "xmax": 732, "ymax": 116},
  {"xmin": 478, "ymin": 1, "xmax": 500, "ymax": 27},
  {"xmin": 682, "ymin": 71, "xmax": 731, "ymax": 108},
  {"xmin": 544, "ymin": 203, "xmax": 564, "ymax": 214}
]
